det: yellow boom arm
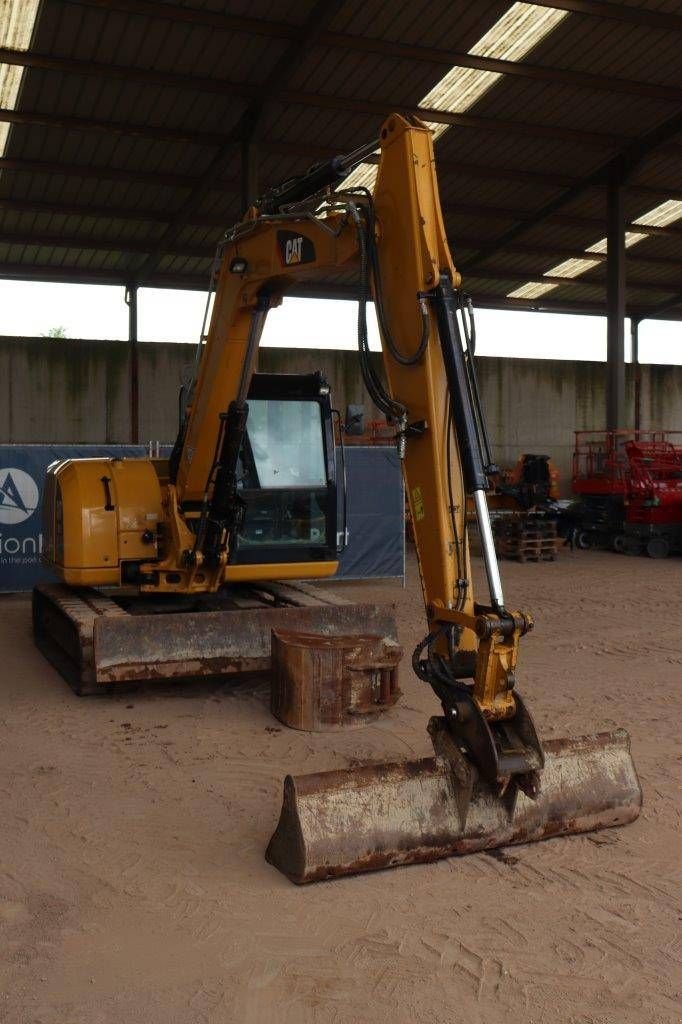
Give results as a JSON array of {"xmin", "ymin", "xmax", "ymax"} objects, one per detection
[{"xmin": 159, "ymin": 113, "xmax": 542, "ymax": 783}]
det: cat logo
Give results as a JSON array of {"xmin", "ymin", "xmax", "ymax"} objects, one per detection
[
  {"xmin": 277, "ymin": 230, "xmax": 316, "ymax": 268},
  {"xmin": 285, "ymin": 236, "xmax": 303, "ymax": 265}
]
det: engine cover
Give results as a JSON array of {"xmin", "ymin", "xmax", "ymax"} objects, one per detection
[{"xmin": 43, "ymin": 457, "xmax": 163, "ymax": 585}]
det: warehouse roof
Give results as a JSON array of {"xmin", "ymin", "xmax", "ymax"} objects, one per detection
[{"xmin": 2, "ymin": 0, "xmax": 682, "ymax": 319}]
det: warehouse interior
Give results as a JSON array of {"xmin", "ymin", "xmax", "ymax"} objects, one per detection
[{"xmin": 1, "ymin": 2, "xmax": 681, "ymax": 1022}]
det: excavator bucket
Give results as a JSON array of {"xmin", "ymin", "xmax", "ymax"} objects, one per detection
[{"xmin": 266, "ymin": 723, "xmax": 641, "ymax": 884}]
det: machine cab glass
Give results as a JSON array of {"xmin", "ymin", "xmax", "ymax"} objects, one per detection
[{"xmin": 230, "ymin": 373, "xmax": 338, "ymax": 564}]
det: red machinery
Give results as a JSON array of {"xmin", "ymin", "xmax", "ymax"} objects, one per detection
[
  {"xmin": 572, "ymin": 430, "xmax": 682, "ymax": 557},
  {"xmin": 492, "ymin": 453, "xmax": 559, "ymax": 511}
]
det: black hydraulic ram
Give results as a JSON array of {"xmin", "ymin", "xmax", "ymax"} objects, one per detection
[
  {"xmin": 257, "ymin": 139, "xmax": 379, "ymax": 214},
  {"xmin": 430, "ymin": 274, "xmax": 505, "ymax": 612},
  {"xmin": 198, "ymin": 292, "xmax": 270, "ymax": 567},
  {"xmin": 201, "ymin": 400, "xmax": 249, "ymax": 567}
]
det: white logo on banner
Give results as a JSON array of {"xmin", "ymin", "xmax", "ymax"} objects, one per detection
[{"xmin": 0, "ymin": 468, "xmax": 40, "ymax": 525}]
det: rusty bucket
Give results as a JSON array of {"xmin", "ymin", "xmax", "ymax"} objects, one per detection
[
  {"xmin": 270, "ymin": 630, "xmax": 402, "ymax": 731},
  {"xmin": 266, "ymin": 722, "xmax": 642, "ymax": 884}
]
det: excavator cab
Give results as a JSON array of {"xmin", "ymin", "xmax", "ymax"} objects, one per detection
[{"xmin": 230, "ymin": 372, "xmax": 340, "ymax": 567}]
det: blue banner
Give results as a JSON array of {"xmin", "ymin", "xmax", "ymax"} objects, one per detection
[
  {"xmin": 0, "ymin": 445, "xmax": 152, "ymax": 593},
  {"xmin": 0, "ymin": 445, "xmax": 403, "ymax": 592}
]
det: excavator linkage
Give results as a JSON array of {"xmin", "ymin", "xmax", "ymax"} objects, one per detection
[{"xmin": 266, "ymin": 723, "xmax": 641, "ymax": 884}]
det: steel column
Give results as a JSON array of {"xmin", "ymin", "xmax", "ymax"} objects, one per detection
[
  {"xmin": 606, "ymin": 168, "xmax": 626, "ymax": 431},
  {"xmin": 125, "ymin": 283, "xmax": 139, "ymax": 444},
  {"xmin": 631, "ymin": 318, "xmax": 641, "ymax": 433}
]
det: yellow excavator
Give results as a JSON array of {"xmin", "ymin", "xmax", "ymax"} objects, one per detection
[{"xmin": 34, "ymin": 115, "xmax": 641, "ymax": 882}]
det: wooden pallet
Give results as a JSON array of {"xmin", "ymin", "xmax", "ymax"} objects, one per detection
[{"xmin": 493, "ymin": 515, "xmax": 558, "ymax": 562}]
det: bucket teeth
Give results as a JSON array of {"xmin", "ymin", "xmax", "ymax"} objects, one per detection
[{"xmin": 266, "ymin": 726, "xmax": 642, "ymax": 884}]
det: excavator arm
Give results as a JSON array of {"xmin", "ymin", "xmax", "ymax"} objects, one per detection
[
  {"xmin": 258, "ymin": 116, "xmax": 640, "ymax": 881},
  {"xmin": 160, "ymin": 113, "xmax": 542, "ymax": 786}
]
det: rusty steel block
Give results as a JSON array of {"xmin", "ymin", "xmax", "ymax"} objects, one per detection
[
  {"xmin": 32, "ymin": 581, "xmax": 399, "ymax": 694},
  {"xmin": 270, "ymin": 629, "xmax": 402, "ymax": 731}
]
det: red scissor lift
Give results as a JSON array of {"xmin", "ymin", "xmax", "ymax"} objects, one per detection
[{"xmin": 572, "ymin": 430, "xmax": 682, "ymax": 557}]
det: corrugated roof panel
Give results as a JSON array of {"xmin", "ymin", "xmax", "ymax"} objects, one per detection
[
  {"xmin": 330, "ymin": 0, "xmax": 509, "ymax": 52},
  {"xmin": 19, "ymin": 66, "xmax": 248, "ymax": 139},
  {"xmin": 458, "ymin": 67, "xmax": 674, "ymax": 141},
  {"xmin": 287, "ymin": 47, "xmax": 443, "ymax": 100},
  {"xmin": 530, "ymin": 8, "xmax": 682, "ymax": 87},
  {"xmin": 157, "ymin": 253, "xmax": 213, "ymax": 276},
  {"xmin": 205, "ymin": 0, "xmax": 318, "ymax": 25},
  {"xmin": 1, "ymin": 0, "xmax": 681, "ymax": 314}
]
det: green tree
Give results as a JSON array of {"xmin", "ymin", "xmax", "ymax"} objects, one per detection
[{"xmin": 43, "ymin": 326, "xmax": 67, "ymax": 338}]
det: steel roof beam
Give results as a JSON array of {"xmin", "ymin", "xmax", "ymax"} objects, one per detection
[
  {"xmin": 64, "ymin": 0, "xmax": 682, "ymax": 38},
  {"xmin": 0, "ymin": 196, "xmax": 224, "ymax": 226},
  {"xmin": 55, "ymin": 1, "xmax": 682, "ymax": 94},
  {"xmin": 5, "ymin": 45, "xmax": 682, "ymax": 136},
  {"xmin": 59, "ymin": 0, "xmax": 305, "ymax": 40},
  {"xmin": 0, "ymin": 228, "xmax": 210, "ymax": 258},
  {"xmin": 0, "ymin": 155, "xmax": 196, "ymax": 189},
  {"xmin": 0, "ymin": 106, "xmax": 228, "ymax": 146},
  {"xmin": 4, "ymin": 151, "xmax": 682, "ymax": 208},
  {"xmin": 0, "ymin": 104, "xmax": 629, "ymax": 157},
  {"xmin": 0, "ymin": 237, "xmax": 674, "ymax": 294},
  {"xmin": 2, "ymin": 259, "xmax": 678, "ymax": 320},
  {"xmin": 0, "ymin": 47, "xmax": 258, "ymax": 100},
  {"xmin": 6, "ymin": 99, "xmax": 682, "ymax": 162},
  {"xmin": 454, "ymin": 240, "xmax": 676, "ymax": 269},
  {"xmin": 3, "ymin": 228, "xmax": 682, "ymax": 277},
  {"xmin": 467, "ymin": 267, "xmax": 675, "ymax": 295},
  {"xmin": 445, "ymin": 201, "xmax": 682, "ymax": 238},
  {"xmin": 461, "ymin": 107, "xmax": 682, "ymax": 271},
  {"xmin": 315, "ymin": 39, "xmax": 682, "ymax": 106},
  {"xmin": 528, "ymin": 1, "xmax": 682, "ymax": 32},
  {"xmin": 4, "ymin": 193, "xmax": 682, "ymax": 240},
  {"xmin": 474, "ymin": 295, "xmax": 681, "ymax": 320}
]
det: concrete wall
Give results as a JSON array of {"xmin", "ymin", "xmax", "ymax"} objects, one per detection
[{"xmin": 1, "ymin": 336, "xmax": 681, "ymax": 493}]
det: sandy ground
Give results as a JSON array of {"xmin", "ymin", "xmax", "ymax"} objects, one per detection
[{"xmin": 1, "ymin": 548, "xmax": 681, "ymax": 1024}]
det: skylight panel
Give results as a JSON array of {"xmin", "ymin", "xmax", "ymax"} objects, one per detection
[
  {"xmin": 423, "ymin": 2, "xmax": 568, "ymax": 142},
  {"xmin": 509, "ymin": 208, "xmax": 676, "ymax": 303},
  {"xmin": 341, "ymin": 2, "xmax": 568, "ymax": 190},
  {"xmin": 507, "ymin": 281, "xmax": 558, "ymax": 300},
  {"xmin": 545, "ymin": 256, "xmax": 601, "ymax": 278},
  {"xmin": 632, "ymin": 199, "xmax": 682, "ymax": 228},
  {"xmin": 0, "ymin": 0, "xmax": 42, "ymax": 156},
  {"xmin": 585, "ymin": 232, "xmax": 648, "ymax": 254}
]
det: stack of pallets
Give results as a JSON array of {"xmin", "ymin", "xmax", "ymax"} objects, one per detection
[{"xmin": 493, "ymin": 515, "xmax": 558, "ymax": 563}]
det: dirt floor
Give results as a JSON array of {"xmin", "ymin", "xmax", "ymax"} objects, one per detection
[{"xmin": 1, "ymin": 548, "xmax": 681, "ymax": 1024}]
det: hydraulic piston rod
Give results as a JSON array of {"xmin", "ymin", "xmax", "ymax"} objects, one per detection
[
  {"xmin": 431, "ymin": 274, "xmax": 505, "ymax": 611},
  {"xmin": 473, "ymin": 488, "xmax": 505, "ymax": 610}
]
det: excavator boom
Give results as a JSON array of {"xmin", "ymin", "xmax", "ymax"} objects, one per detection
[{"xmin": 262, "ymin": 115, "xmax": 641, "ymax": 880}]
